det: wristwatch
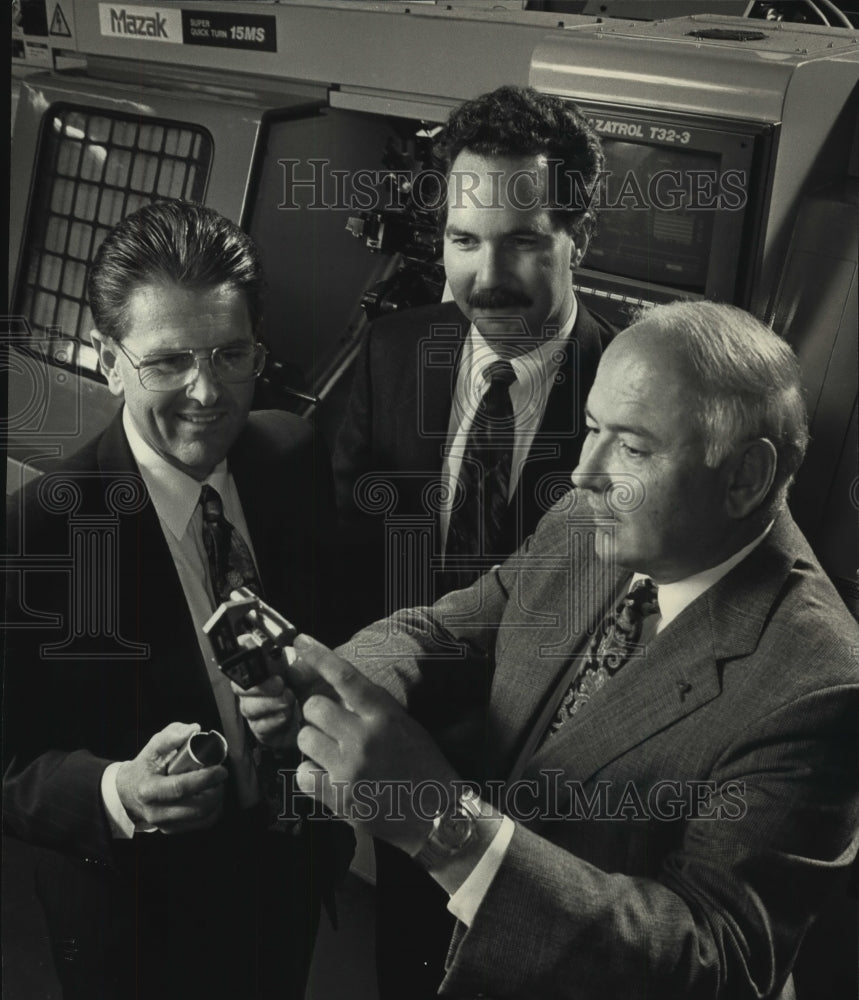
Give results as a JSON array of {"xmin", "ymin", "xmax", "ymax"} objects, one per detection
[{"xmin": 414, "ymin": 790, "xmax": 483, "ymax": 871}]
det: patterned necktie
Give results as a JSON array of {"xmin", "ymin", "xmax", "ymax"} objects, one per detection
[
  {"xmin": 444, "ymin": 360, "xmax": 517, "ymax": 588},
  {"xmin": 199, "ymin": 485, "xmax": 289, "ymax": 824},
  {"xmin": 547, "ymin": 577, "xmax": 660, "ymax": 736},
  {"xmin": 200, "ymin": 484, "xmax": 263, "ymax": 606}
]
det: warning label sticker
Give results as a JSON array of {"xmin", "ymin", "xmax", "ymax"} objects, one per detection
[
  {"xmin": 24, "ymin": 39, "xmax": 51, "ymax": 66},
  {"xmin": 50, "ymin": 3, "xmax": 72, "ymax": 37},
  {"xmin": 181, "ymin": 10, "xmax": 277, "ymax": 52}
]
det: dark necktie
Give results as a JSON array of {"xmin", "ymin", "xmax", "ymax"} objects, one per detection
[
  {"xmin": 547, "ymin": 577, "xmax": 660, "ymax": 737},
  {"xmin": 200, "ymin": 484, "xmax": 294, "ymax": 825},
  {"xmin": 200, "ymin": 484, "xmax": 262, "ymax": 606},
  {"xmin": 444, "ymin": 360, "xmax": 517, "ymax": 587}
]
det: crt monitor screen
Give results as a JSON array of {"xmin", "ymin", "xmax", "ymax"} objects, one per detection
[
  {"xmin": 574, "ymin": 104, "xmax": 769, "ymax": 304},
  {"xmin": 586, "ymin": 139, "xmax": 724, "ymax": 293}
]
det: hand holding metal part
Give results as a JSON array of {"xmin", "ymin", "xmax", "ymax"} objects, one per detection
[
  {"xmin": 116, "ymin": 722, "xmax": 228, "ymax": 834},
  {"xmin": 203, "ymin": 586, "xmax": 299, "ymax": 690},
  {"xmin": 203, "ymin": 588, "xmax": 302, "ymax": 750},
  {"xmin": 166, "ymin": 729, "xmax": 228, "ymax": 775}
]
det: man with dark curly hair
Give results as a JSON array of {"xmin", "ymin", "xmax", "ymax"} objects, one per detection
[
  {"xmin": 336, "ymin": 86, "xmax": 612, "ymax": 605},
  {"xmin": 333, "ymin": 85, "xmax": 613, "ymax": 998}
]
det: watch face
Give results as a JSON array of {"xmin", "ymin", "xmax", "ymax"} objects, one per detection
[
  {"xmin": 416, "ymin": 794, "xmax": 482, "ymax": 869},
  {"xmin": 438, "ymin": 807, "xmax": 474, "ymax": 851}
]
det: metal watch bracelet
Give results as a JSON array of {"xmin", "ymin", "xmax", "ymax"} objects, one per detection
[{"xmin": 414, "ymin": 790, "xmax": 484, "ymax": 871}]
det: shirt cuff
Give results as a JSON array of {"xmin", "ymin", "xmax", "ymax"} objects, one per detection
[
  {"xmin": 100, "ymin": 761, "xmax": 157, "ymax": 838},
  {"xmin": 447, "ymin": 815, "xmax": 515, "ymax": 927}
]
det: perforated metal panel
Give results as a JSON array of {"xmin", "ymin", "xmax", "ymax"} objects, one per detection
[{"xmin": 15, "ymin": 106, "xmax": 212, "ymax": 351}]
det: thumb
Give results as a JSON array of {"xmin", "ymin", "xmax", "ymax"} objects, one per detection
[
  {"xmin": 293, "ymin": 634, "xmax": 377, "ymax": 715},
  {"xmin": 145, "ymin": 722, "xmax": 201, "ymax": 763},
  {"xmin": 281, "ymin": 643, "xmax": 326, "ymax": 700}
]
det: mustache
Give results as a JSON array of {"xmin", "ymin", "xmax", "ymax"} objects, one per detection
[{"xmin": 467, "ymin": 288, "xmax": 533, "ymax": 310}]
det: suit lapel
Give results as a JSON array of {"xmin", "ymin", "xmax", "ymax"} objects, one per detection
[
  {"xmin": 379, "ymin": 304, "xmax": 466, "ymax": 536},
  {"xmin": 486, "ymin": 514, "xmax": 627, "ymax": 779},
  {"xmin": 541, "ymin": 302, "xmax": 605, "ymax": 433},
  {"xmin": 508, "ymin": 344, "xmax": 579, "ymax": 537},
  {"xmin": 230, "ymin": 421, "xmax": 272, "ymax": 582},
  {"xmin": 519, "ymin": 514, "xmax": 800, "ymax": 787},
  {"xmin": 538, "ymin": 301, "xmax": 607, "ymax": 456},
  {"xmin": 97, "ymin": 413, "xmax": 221, "ymax": 732},
  {"xmin": 506, "ymin": 302, "xmax": 611, "ymax": 539},
  {"xmin": 523, "ymin": 608, "xmax": 723, "ymax": 787},
  {"xmin": 410, "ymin": 304, "xmax": 465, "ymax": 476},
  {"xmin": 414, "ymin": 353, "xmax": 457, "ymax": 475}
]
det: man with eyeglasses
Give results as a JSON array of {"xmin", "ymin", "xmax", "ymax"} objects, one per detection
[{"xmin": 3, "ymin": 201, "xmax": 352, "ymax": 1000}]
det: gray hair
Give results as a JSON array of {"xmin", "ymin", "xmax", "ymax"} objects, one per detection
[{"xmin": 628, "ymin": 300, "xmax": 809, "ymax": 506}]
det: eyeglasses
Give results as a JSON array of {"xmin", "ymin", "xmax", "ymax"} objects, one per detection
[{"xmin": 112, "ymin": 339, "xmax": 268, "ymax": 392}]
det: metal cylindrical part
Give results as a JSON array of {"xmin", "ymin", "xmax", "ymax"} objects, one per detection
[{"xmin": 166, "ymin": 730, "xmax": 228, "ymax": 774}]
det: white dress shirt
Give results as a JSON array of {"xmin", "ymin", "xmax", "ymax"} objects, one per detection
[
  {"xmin": 101, "ymin": 407, "xmax": 262, "ymax": 837},
  {"xmin": 636, "ymin": 523, "xmax": 773, "ymax": 635},
  {"xmin": 440, "ymin": 299, "xmax": 578, "ymax": 549},
  {"xmin": 446, "ymin": 522, "xmax": 773, "ymax": 926}
]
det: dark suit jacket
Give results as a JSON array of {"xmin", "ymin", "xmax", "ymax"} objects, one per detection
[
  {"xmin": 3, "ymin": 409, "xmax": 351, "ymax": 999},
  {"xmin": 333, "ymin": 300, "xmax": 613, "ymax": 618},
  {"xmin": 342, "ymin": 497, "xmax": 859, "ymax": 1000}
]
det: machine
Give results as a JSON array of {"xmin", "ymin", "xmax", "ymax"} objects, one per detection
[{"xmin": 7, "ymin": 0, "xmax": 858, "ymax": 599}]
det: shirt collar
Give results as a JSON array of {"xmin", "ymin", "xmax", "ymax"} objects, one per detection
[
  {"xmin": 122, "ymin": 406, "xmax": 230, "ymax": 540},
  {"xmin": 632, "ymin": 522, "xmax": 774, "ymax": 631},
  {"xmin": 465, "ymin": 295, "xmax": 578, "ymax": 392}
]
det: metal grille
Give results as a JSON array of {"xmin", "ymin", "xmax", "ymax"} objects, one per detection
[{"xmin": 15, "ymin": 105, "xmax": 212, "ymax": 369}]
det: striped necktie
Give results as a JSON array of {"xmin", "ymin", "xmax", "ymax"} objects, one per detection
[{"xmin": 444, "ymin": 359, "xmax": 517, "ymax": 588}]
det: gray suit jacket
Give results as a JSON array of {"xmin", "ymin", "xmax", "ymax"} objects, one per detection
[{"xmin": 341, "ymin": 495, "xmax": 859, "ymax": 999}]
